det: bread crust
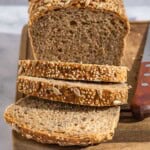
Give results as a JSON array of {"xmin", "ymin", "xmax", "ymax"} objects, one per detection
[
  {"xmin": 28, "ymin": 0, "xmax": 130, "ymax": 64},
  {"xmin": 4, "ymin": 96, "xmax": 120, "ymax": 146},
  {"xmin": 17, "ymin": 76, "xmax": 128, "ymax": 107},
  {"xmin": 19, "ymin": 60, "xmax": 127, "ymax": 83},
  {"xmin": 28, "ymin": 0, "xmax": 129, "ymax": 27},
  {"xmin": 5, "ymin": 118, "xmax": 113, "ymax": 146}
]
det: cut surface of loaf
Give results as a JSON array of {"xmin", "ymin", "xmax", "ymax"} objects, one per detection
[
  {"xmin": 4, "ymin": 96, "xmax": 120, "ymax": 146},
  {"xmin": 19, "ymin": 60, "xmax": 127, "ymax": 83},
  {"xmin": 17, "ymin": 76, "xmax": 128, "ymax": 107},
  {"xmin": 28, "ymin": 0, "xmax": 129, "ymax": 65}
]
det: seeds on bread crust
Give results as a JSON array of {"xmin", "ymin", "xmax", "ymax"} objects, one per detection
[
  {"xmin": 18, "ymin": 66, "xmax": 24, "ymax": 75},
  {"xmin": 52, "ymin": 87, "xmax": 62, "ymax": 95},
  {"xmin": 19, "ymin": 60, "xmax": 127, "ymax": 83},
  {"xmin": 72, "ymin": 88, "xmax": 81, "ymax": 97},
  {"xmin": 113, "ymin": 100, "xmax": 122, "ymax": 105},
  {"xmin": 17, "ymin": 76, "xmax": 128, "ymax": 107},
  {"xmin": 85, "ymin": 0, "xmax": 91, "ymax": 6}
]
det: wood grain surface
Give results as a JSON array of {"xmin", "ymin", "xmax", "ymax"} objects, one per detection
[{"xmin": 13, "ymin": 22, "xmax": 150, "ymax": 150}]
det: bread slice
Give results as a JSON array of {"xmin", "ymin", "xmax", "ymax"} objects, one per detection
[
  {"xmin": 17, "ymin": 76, "xmax": 128, "ymax": 107},
  {"xmin": 19, "ymin": 60, "xmax": 127, "ymax": 83},
  {"xmin": 4, "ymin": 96, "xmax": 120, "ymax": 146},
  {"xmin": 28, "ymin": 0, "xmax": 129, "ymax": 65}
]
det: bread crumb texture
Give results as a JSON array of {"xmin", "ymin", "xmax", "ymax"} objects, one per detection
[
  {"xmin": 28, "ymin": 0, "xmax": 129, "ymax": 65},
  {"xmin": 4, "ymin": 96, "xmax": 120, "ymax": 146}
]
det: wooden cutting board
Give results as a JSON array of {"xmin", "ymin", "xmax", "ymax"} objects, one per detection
[{"xmin": 13, "ymin": 22, "xmax": 150, "ymax": 150}]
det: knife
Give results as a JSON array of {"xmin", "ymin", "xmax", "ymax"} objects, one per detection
[{"xmin": 131, "ymin": 24, "xmax": 150, "ymax": 120}]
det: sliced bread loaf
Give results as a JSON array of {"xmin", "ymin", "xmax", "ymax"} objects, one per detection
[
  {"xmin": 17, "ymin": 76, "xmax": 128, "ymax": 107},
  {"xmin": 28, "ymin": 0, "xmax": 129, "ymax": 65},
  {"xmin": 4, "ymin": 96, "xmax": 120, "ymax": 146},
  {"xmin": 19, "ymin": 60, "xmax": 127, "ymax": 83}
]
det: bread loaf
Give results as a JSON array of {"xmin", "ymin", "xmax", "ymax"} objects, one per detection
[
  {"xmin": 4, "ymin": 96, "xmax": 120, "ymax": 146},
  {"xmin": 19, "ymin": 60, "xmax": 127, "ymax": 83},
  {"xmin": 28, "ymin": 0, "xmax": 129, "ymax": 65},
  {"xmin": 17, "ymin": 75, "xmax": 128, "ymax": 107}
]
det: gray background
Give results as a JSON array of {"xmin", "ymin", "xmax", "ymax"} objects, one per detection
[
  {"xmin": 0, "ymin": 0, "xmax": 150, "ymax": 6},
  {"xmin": 0, "ymin": 0, "xmax": 150, "ymax": 150}
]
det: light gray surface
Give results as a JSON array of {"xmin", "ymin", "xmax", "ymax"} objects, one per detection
[
  {"xmin": 0, "ymin": 0, "xmax": 150, "ymax": 6},
  {"xmin": 0, "ymin": 1, "xmax": 150, "ymax": 150},
  {"xmin": 0, "ymin": 6, "xmax": 28, "ymax": 34},
  {"xmin": 0, "ymin": 0, "xmax": 27, "ymax": 5},
  {"xmin": 0, "ymin": 0, "xmax": 150, "ymax": 5},
  {"xmin": 124, "ymin": 0, "xmax": 150, "ymax": 6},
  {"xmin": 0, "ymin": 33, "xmax": 20, "ymax": 150}
]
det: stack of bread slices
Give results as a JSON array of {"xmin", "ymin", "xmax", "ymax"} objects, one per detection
[{"xmin": 4, "ymin": 0, "xmax": 130, "ymax": 146}]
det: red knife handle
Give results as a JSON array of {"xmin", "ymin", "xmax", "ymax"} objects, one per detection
[{"xmin": 131, "ymin": 62, "xmax": 150, "ymax": 120}]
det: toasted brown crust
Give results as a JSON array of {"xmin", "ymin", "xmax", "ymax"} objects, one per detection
[
  {"xmin": 4, "ymin": 96, "xmax": 120, "ymax": 146},
  {"xmin": 28, "ymin": 0, "xmax": 129, "ymax": 28},
  {"xmin": 17, "ymin": 76, "xmax": 128, "ymax": 107},
  {"xmin": 28, "ymin": 0, "xmax": 130, "ymax": 37},
  {"xmin": 18, "ymin": 60, "xmax": 127, "ymax": 83},
  {"xmin": 5, "ymin": 117, "xmax": 113, "ymax": 146}
]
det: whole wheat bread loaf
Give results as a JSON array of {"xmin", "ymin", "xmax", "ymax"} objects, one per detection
[
  {"xmin": 19, "ymin": 60, "xmax": 127, "ymax": 83},
  {"xmin": 17, "ymin": 76, "xmax": 128, "ymax": 107},
  {"xmin": 28, "ymin": 0, "xmax": 129, "ymax": 65},
  {"xmin": 4, "ymin": 96, "xmax": 120, "ymax": 146}
]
